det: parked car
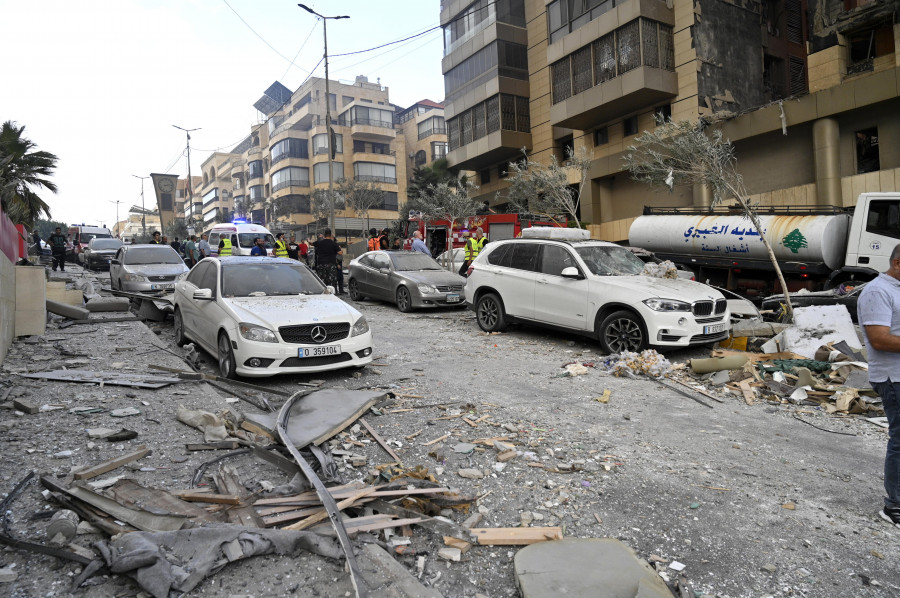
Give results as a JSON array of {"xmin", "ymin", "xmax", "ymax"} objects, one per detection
[
  {"xmin": 81, "ymin": 238, "xmax": 123, "ymax": 270},
  {"xmin": 434, "ymin": 247, "xmax": 466, "ymax": 272},
  {"xmin": 109, "ymin": 244, "xmax": 189, "ymax": 293},
  {"xmin": 761, "ymin": 282, "xmax": 867, "ymax": 322},
  {"xmin": 463, "ymin": 231, "xmax": 730, "ymax": 353},
  {"xmin": 347, "ymin": 251, "xmax": 467, "ymax": 312},
  {"xmin": 709, "ymin": 285, "xmax": 762, "ymax": 323},
  {"xmin": 173, "ymin": 256, "xmax": 373, "ymax": 378}
]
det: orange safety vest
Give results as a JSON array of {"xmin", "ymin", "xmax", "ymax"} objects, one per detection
[{"xmin": 368, "ymin": 237, "xmax": 378, "ymax": 252}]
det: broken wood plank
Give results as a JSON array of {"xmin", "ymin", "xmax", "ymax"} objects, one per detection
[
  {"xmin": 665, "ymin": 377, "xmax": 725, "ymax": 403},
  {"xmin": 262, "ymin": 507, "xmax": 323, "ymax": 526},
  {"xmin": 360, "ymin": 417, "xmax": 403, "ymax": 466},
  {"xmin": 178, "ymin": 492, "xmax": 243, "ymax": 505},
  {"xmin": 462, "ymin": 417, "xmax": 478, "ymax": 427},
  {"xmin": 442, "ymin": 536, "xmax": 472, "ymax": 554},
  {"xmin": 283, "ymin": 487, "xmax": 376, "ymax": 531},
  {"xmin": 186, "ymin": 441, "xmax": 242, "ymax": 451},
  {"xmin": 404, "ymin": 428, "xmax": 424, "ymax": 440},
  {"xmin": 368, "ymin": 498, "xmax": 477, "ymax": 543},
  {"xmin": 470, "ymin": 527, "xmax": 563, "ymax": 545},
  {"xmin": 422, "ymin": 434, "xmax": 449, "ymax": 446},
  {"xmin": 711, "ymin": 349, "xmax": 807, "ymax": 363},
  {"xmin": 254, "ymin": 486, "xmax": 451, "ymax": 507},
  {"xmin": 738, "ymin": 378, "xmax": 756, "ymax": 405},
  {"xmin": 73, "ymin": 445, "xmax": 151, "ymax": 481}
]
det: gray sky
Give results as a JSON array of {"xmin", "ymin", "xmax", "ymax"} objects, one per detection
[{"xmin": 1, "ymin": 0, "xmax": 445, "ymax": 228}]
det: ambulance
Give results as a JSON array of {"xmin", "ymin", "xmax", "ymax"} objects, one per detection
[{"xmin": 207, "ymin": 220, "xmax": 276, "ymax": 257}]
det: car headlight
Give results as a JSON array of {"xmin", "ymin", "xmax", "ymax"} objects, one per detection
[
  {"xmin": 417, "ymin": 283, "xmax": 437, "ymax": 294},
  {"xmin": 239, "ymin": 323, "xmax": 278, "ymax": 343},
  {"xmin": 351, "ymin": 316, "xmax": 369, "ymax": 337},
  {"xmin": 123, "ymin": 272, "xmax": 147, "ymax": 282},
  {"xmin": 643, "ymin": 298, "xmax": 691, "ymax": 312}
]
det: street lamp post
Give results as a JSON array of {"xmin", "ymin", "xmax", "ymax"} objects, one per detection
[
  {"xmin": 132, "ymin": 175, "xmax": 149, "ymax": 240},
  {"xmin": 173, "ymin": 125, "xmax": 201, "ymax": 231},
  {"xmin": 298, "ymin": 3, "xmax": 349, "ymax": 235},
  {"xmin": 109, "ymin": 199, "xmax": 122, "ymax": 238}
]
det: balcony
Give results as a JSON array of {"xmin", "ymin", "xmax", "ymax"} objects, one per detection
[
  {"xmin": 272, "ymin": 179, "xmax": 310, "ymax": 193},
  {"xmin": 418, "ymin": 127, "xmax": 447, "ymax": 140},
  {"xmin": 447, "ymin": 129, "xmax": 531, "ymax": 171},
  {"xmin": 354, "ymin": 175, "xmax": 397, "ymax": 184},
  {"xmin": 348, "ymin": 118, "xmax": 396, "ymax": 140}
]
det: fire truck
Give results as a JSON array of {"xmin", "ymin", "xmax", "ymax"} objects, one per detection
[{"xmin": 402, "ymin": 212, "xmax": 566, "ymax": 256}]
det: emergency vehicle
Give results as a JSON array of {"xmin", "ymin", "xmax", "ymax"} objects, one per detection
[
  {"xmin": 68, "ymin": 224, "xmax": 113, "ymax": 263},
  {"xmin": 401, "ymin": 212, "xmax": 566, "ymax": 255},
  {"xmin": 207, "ymin": 221, "xmax": 276, "ymax": 257}
]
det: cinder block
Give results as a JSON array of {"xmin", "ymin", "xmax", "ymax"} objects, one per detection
[{"xmin": 15, "ymin": 309, "xmax": 46, "ymax": 337}]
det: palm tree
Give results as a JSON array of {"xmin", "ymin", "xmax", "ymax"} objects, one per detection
[{"xmin": 0, "ymin": 121, "xmax": 58, "ymax": 227}]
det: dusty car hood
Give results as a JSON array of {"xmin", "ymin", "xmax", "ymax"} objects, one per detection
[
  {"xmin": 396, "ymin": 270, "xmax": 466, "ymax": 286},
  {"xmin": 126, "ymin": 264, "xmax": 188, "ymax": 276},
  {"xmin": 225, "ymin": 295, "xmax": 361, "ymax": 328},
  {"xmin": 596, "ymin": 275, "xmax": 723, "ymax": 302}
]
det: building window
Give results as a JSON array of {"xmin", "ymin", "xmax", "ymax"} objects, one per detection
[
  {"xmin": 353, "ymin": 140, "xmax": 391, "ymax": 155},
  {"xmin": 623, "ymin": 116, "xmax": 638, "ymax": 136},
  {"xmin": 594, "ymin": 127, "xmax": 608, "ymax": 146},
  {"xmin": 432, "ymin": 141, "xmax": 448, "ymax": 161},
  {"xmin": 328, "ymin": 93, "xmax": 336, "ymax": 111},
  {"xmin": 380, "ymin": 191, "xmax": 399, "ymax": 211},
  {"xmin": 354, "ymin": 162, "xmax": 397, "ymax": 184},
  {"xmin": 548, "ymin": 0, "xmax": 618, "ymax": 45},
  {"xmin": 418, "ymin": 116, "xmax": 447, "ymax": 140},
  {"xmin": 342, "ymin": 95, "xmax": 354, "ymax": 106},
  {"xmin": 343, "ymin": 106, "xmax": 395, "ymax": 128},
  {"xmin": 847, "ymin": 23, "xmax": 894, "ymax": 75},
  {"xmin": 447, "ymin": 93, "xmax": 529, "ymax": 151},
  {"xmin": 498, "ymin": 165, "xmax": 508, "ymax": 178},
  {"xmin": 856, "ymin": 128, "xmax": 880, "ymax": 174},
  {"xmin": 415, "ymin": 150, "xmax": 427, "ymax": 166},
  {"xmin": 443, "ymin": 0, "xmax": 525, "ymax": 57},
  {"xmin": 249, "ymin": 185, "xmax": 264, "ymax": 201},
  {"xmin": 480, "ymin": 169, "xmax": 491, "ymax": 184},
  {"xmin": 271, "ymin": 167, "xmax": 310, "ymax": 192},
  {"xmin": 443, "ymin": 39, "xmax": 528, "ymax": 101},
  {"xmin": 312, "ymin": 133, "xmax": 343, "ymax": 155},
  {"xmin": 655, "ymin": 104, "xmax": 671, "ymax": 121},
  {"xmin": 313, "ymin": 162, "xmax": 345, "ymax": 184},
  {"xmin": 248, "ymin": 160, "xmax": 263, "ymax": 180},
  {"xmin": 271, "ymin": 138, "xmax": 309, "ymax": 163}
]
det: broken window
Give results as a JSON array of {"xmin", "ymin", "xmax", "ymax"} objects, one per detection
[
  {"xmin": 500, "ymin": 94, "xmax": 517, "ymax": 131},
  {"xmin": 788, "ymin": 56, "xmax": 807, "ymax": 96},
  {"xmin": 593, "ymin": 33, "xmax": 617, "ymax": 83},
  {"xmin": 855, "ymin": 128, "xmax": 880, "ymax": 174},
  {"xmin": 763, "ymin": 54, "xmax": 787, "ymax": 100},
  {"xmin": 551, "ymin": 59, "xmax": 572, "ymax": 103},
  {"xmin": 572, "ymin": 45, "xmax": 593, "ymax": 94},
  {"xmin": 848, "ymin": 23, "xmax": 894, "ymax": 75},
  {"xmin": 486, "ymin": 96, "xmax": 501, "ymax": 133},
  {"xmin": 617, "ymin": 20, "xmax": 640, "ymax": 73}
]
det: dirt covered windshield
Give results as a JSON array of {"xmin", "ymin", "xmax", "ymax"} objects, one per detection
[
  {"xmin": 390, "ymin": 252, "xmax": 442, "ymax": 271},
  {"xmin": 222, "ymin": 263, "xmax": 325, "ymax": 297},
  {"xmin": 575, "ymin": 245, "xmax": 645, "ymax": 276}
]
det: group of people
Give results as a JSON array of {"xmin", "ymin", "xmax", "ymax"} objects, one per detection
[
  {"xmin": 364, "ymin": 225, "xmax": 486, "ymax": 277},
  {"xmin": 147, "ymin": 230, "xmax": 211, "ymax": 269}
]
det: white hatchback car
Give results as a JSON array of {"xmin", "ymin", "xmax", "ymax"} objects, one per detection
[
  {"xmin": 173, "ymin": 257, "xmax": 373, "ymax": 378},
  {"xmin": 464, "ymin": 233, "xmax": 730, "ymax": 353}
]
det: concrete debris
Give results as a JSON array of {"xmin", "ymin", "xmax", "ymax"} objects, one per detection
[
  {"xmin": 640, "ymin": 260, "xmax": 679, "ymax": 279},
  {"xmin": 599, "ymin": 350, "xmax": 672, "ymax": 378}
]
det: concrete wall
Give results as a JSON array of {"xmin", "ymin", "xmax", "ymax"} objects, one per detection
[
  {"xmin": 733, "ymin": 122, "xmax": 817, "ymax": 196},
  {"xmin": 0, "ymin": 207, "xmax": 20, "ymax": 365}
]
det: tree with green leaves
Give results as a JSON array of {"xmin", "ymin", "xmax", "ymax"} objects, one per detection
[
  {"xmin": 0, "ymin": 121, "xmax": 58, "ymax": 228},
  {"xmin": 34, "ymin": 218, "xmax": 69, "ymax": 240},
  {"xmin": 338, "ymin": 178, "xmax": 384, "ymax": 238},
  {"xmin": 164, "ymin": 218, "xmax": 188, "ymax": 241},
  {"xmin": 504, "ymin": 147, "xmax": 590, "ymax": 228},
  {"xmin": 623, "ymin": 117, "xmax": 795, "ymax": 322}
]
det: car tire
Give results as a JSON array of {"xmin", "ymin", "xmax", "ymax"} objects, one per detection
[
  {"xmin": 598, "ymin": 310, "xmax": 647, "ymax": 354},
  {"xmin": 173, "ymin": 308, "xmax": 187, "ymax": 347},
  {"xmin": 348, "ymin": 278, "xmax": 364, "ymax": 301},
  {"xmin": 396, "ymin": 286, "xmax": 413, "ymax": 313},
  {"xmin": 217, "ymin": 332, "xmax": 238, "ymax": 379},
  {"xmin": 476, "ymin": 292, "xmax": 507, "ymax": 332}
]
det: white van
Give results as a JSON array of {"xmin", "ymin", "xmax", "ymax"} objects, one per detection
[{"xmin": 207, "ymin": 222, "xmax": 275, "ymax": 257}]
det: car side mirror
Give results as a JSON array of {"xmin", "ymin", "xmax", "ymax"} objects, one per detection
[
  {"xmin": 379, "ymin": 268, "xmax": 390, "ymax": 274},
  {"xmin": 192, "ymin": 289, "xmax": 214, "ymax": 301},
  {"xmin": 561, "ymin": 266, "xmax": 583, "ymax": 279},
  {"xmin": 110, "ymin": 259, "xmax": 120, "ymax": 265}
]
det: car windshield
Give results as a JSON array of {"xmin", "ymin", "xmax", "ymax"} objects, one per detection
[
  {"xmin": 575, "ymin": 245, "xmax": 645, "ymax": 276},
  {"xmin": 238, "ymin": 233, "xmax": 275, "ymax": 248},
  {"xmin": 222, "ymin": 263, "xmax": 325, "ymax": 297},
  {"xmin": 390, "ymin": 252, "xmax": 442, "ymax": 271},
  {"xmin": 92, "ymin": 239, "xmax": 122, "ymax": 250},
  {"xmin": 81, "ymin": 233, "xmax": 111, "ymax": 243},
  {"xmin": 124, "ymin": 247, "xmax": 184, "ymax": 265}
]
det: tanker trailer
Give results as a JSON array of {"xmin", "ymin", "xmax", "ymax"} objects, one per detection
[{"xmin": 628, "ymin": 206, "xmax": 852, "ymax": 297}]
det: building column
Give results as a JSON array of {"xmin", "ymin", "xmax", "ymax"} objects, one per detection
[
  {"xmin": 813, "ymin": 117, "xmax": 841, "ymax": 207},
  {"xmin": 693, "ymin": 182, "xmax": 713, "ymax": 208}
]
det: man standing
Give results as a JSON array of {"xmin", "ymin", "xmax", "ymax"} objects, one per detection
[
  {"xmin": 47, "ymin": 226, "xmax": 67, "ymax": 272},
  {"xmin": 287, "ymin": 235, "xmax": 299, "ymax": 261},
  {"xmin": 184, "ymin": 235, "xmax": 198, "ymax": 268},
  {"xmin": 367, "ymin": 228, "xmax": 379, "ymax": 252},
  {"xmin": 458, "ymin": 227, "xmax": 485, "ymax": 276},
  {"xmin": 299, "ymin": 238, "xmax": 309, "ymax": 264},
  {"xmin": 218, "ymin": 234, "xmax": 234, "ymax": 257},
  {"xmin": 411, "ymin": 230, "xmax": 429, "ymax": 255},
  {"xmin": 273, "ymin": 232, "xmax": 288, "ymax": 258},
  {"xmin": 858, "ymin": 243, "xmax": 900, "ymax": 528},
  {"xmin": 378, "ymin": 228, "xmax": 390, "ymax": 250},
  {"xmin": 313, "ymin": 229, "xmax": 342, "ymax": 289},
  {"xmin": 250, "ymin": 237, "xmax": 267, "ymax": 256},
  {"xmin": 198, "ymin": 233, "xmax": 211, "ymax": 260},
  {"xmin": 170, "ymin": 237, "xmax": 183, "ymax": 256}
]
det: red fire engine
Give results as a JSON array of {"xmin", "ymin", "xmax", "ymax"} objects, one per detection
[{"xmin": 402, "ymin": 212, "xmax": 566, "ymax": 255}]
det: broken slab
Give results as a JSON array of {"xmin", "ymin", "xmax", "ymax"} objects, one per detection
[
  {"xmin": 515, "ymin": 538, "xmax": 672, "ymax": 598},
  {"xmin": 21, "ymin": 369, "xmax": 183, "ymax": 389},
  {"xmin": 358, "ymin": 544, "xmax": 444, "ymax": 598},
  {"xmin": 769, "ymin": 305, "xmax": 862, "ymax": 359},
  {"xmin": 46, "ymin": 299, "xmax": 88, "ymax": 320},
  {"xmin": 244, "ymin": 388, "xmax": 384, "ymax": 448},
  {"xmin": 84, "ymin": 297, "xmax": 130, "ymax": 312}
]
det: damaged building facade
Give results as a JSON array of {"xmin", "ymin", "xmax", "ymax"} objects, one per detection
[{"xmin": 440, "ymin": 0, "xmax": 900, "ymax": 241}]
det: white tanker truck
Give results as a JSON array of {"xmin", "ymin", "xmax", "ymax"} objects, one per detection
[{"xmin": 628, "ymin": 192, "xmax": 900, "ymax": 298}]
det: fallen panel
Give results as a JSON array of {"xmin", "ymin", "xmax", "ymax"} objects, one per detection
[
  {"xmin": 246, "ymin": 388, "xmax": 384, "ymax": 448},
  {"xmin": 515, "ymin": 538, "xmax": 672, "ymax": 598},
  {"xmin": 62, "ymin": 484, "xmax": 188, "ymax": 533},
  {"xmin": 357, "ymin": 544, "xmax": 444, "ymax": 598},
  {"xmin": 21, "ymin": 369, "xmax": 183, "ymax": 389}
]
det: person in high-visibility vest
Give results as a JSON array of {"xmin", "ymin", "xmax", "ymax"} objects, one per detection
[
  {"xmin": 218, "ymin": 235, "xmax": 233, "ymax": 257},
  {"xmin": 367, "ymin": 228, "xmax": 379, "ymax": 252},
  {"xmin": 274, "ymin": 232, "xmax": 289, "ymax": 258},
  {"xmin": 458, "ymin": 227, "xmax": 485, "ymax": 276}
]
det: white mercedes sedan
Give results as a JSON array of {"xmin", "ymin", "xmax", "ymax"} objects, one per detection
[{"xmin": 173, "ymin": 256, "xmax": 373, "ymax": 378}]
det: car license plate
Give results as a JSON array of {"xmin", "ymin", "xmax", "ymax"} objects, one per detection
[
  {"xmin": 704, "ymin": 323, "xmax": 727, "ymax": 334},
  {"xmin": 151, "ymin": 283, "xmax": 174, "ymax": 290},
  {"xmin": 299, "ymin": 345, "xmax": 341, "ymax": 358},
  {"xmin": 446, "ymin": 293, "xmax": 460, "ymax": 303}
]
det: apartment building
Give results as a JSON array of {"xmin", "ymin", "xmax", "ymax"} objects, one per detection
[
  {"xmin": 440, "ymin": 0, "xmax": 900, "ymax": 241},
  {"xmin": 395, "ymin": 99, "xmax": 450, "ymax": 188},
  {"xmin": 191, "ymin": 76, "xmax": 408, "ymax": 240}
]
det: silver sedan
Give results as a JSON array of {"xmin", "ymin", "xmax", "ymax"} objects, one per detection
[
  {"xmin": 109, "ymin": 244, "xmax": 189, "ymax": 293},
  {"xmin": 348, "ymin": 251, "xmax": 466, "ymax": 312}
]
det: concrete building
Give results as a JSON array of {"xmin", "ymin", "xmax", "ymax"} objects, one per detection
[
  {"xmin": 395, "ymin": 99, "xmax": 450, "ymax": 191},
  {"xmin": 192, "ymin": 76, "xmax": 411, "ymax": 241},
  {"xmin": 440, "ymin": 0, "xmax": 900, "ymax": 241}
]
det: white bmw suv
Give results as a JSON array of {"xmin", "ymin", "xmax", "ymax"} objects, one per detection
[{"xmin": 463, "ymin": 230, "xmax": 730, "ymax": 353}]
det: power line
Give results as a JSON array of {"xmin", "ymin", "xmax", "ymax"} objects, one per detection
[
  {"xmin": 221, "ymin": 0, "xmax": 311, "ymax": 73},
  {"xmin": 282, "ymin": 22, "xmax": 319, "ymax": 81},
  {"xmin": 330, "ymin": 25, "xmax": 440, "ymax": 58}
]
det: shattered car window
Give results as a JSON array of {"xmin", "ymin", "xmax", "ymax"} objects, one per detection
[
  {"xmin": 575, "ymin": 245, "xmax": 644, "ymax": 276},
  {"xmin": 390, "ymin": 253, "xmax": 442, "ymax": 271},
  {"xmin": 222, "ymin": 263, "xmax": 325, "ymax": 297}
]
